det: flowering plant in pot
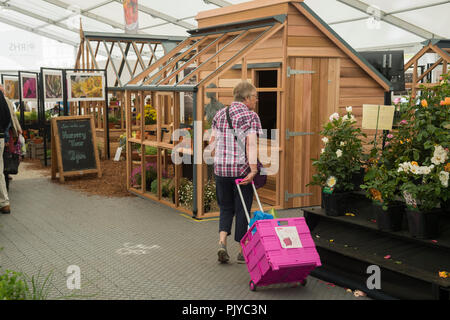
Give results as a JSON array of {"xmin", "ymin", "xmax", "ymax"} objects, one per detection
[
  {"xmin": 309, "ymin": 107, "xmax": 366, "ymax": 216},
  {"xmin": 360, "ymin": 124, "xmax": 412, "ymax": 231},
  {"xmin": 392, "ymin": 73, "xmax": 450, "ymax": 238}
]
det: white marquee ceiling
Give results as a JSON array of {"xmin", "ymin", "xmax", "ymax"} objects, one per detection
[{"xmin": 0, "ymin": 0, "xmax": 448, "ymax": 67}]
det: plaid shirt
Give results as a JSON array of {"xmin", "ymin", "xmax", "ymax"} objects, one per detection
[{"xmin": 212, "ymin": 102, "xmax": 263, "ymax": 177}]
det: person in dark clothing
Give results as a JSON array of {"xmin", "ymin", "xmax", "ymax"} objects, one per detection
[{"xmin": 0, "ymin": 90, "xmax": 12, "ymax": 213}]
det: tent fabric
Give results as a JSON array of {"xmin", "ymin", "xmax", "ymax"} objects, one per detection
[{"xmin": 0, "ymin": 0, "xmax": 448, "ymax": 52}]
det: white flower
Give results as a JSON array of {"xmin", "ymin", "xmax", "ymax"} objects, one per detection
[
  {"xmin": 329, "ymin": 113, "xmax": 340, "ymax": 122},
  {"xmin": 346, "ymin": 106, "xmax": 353, "ymax": 113},
  {"xmin": 418, "ymin": 166, "xmax": 431, "ymax": 175},
  {"xmin": 431, "ymin": 145, "xmax": 448, "ymax": 165},
  {"xmin": 326, "ymin": 176, "xmax": 337, "ymax": 188},
  {"xmin": 398, "ymin": 162, "xmax": 412, "ymax": 173},
  {"xmin": 410, "ymin": 166, "xmax": 419, "ymax": 175},
  {"xmin": 340, "ymin": 141, "xmax": 346, "ymax": 147},
  {"xmin": 322, "ymin": 137, "xmax": 329, "ymax": 144},
  {"xmin": 342, "ymin": 114, "xmax": 356, "ymax": 122},
  {"xmin": 321, "ymin": 148, "xmax": 325, "ymax": 154},
  {"xmin": 336, "ymin": 149, "xmax": 343, "ymax": 158},
  {"xmin": 439, "ymin": 171, "xmax": 449, "ymax": 187}
]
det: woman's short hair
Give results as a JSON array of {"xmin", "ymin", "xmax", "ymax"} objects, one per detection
[{"xmin": 233, "ymin": 81, "xmax": 256, "ymax": 102}]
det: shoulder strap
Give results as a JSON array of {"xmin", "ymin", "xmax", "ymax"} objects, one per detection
[{"xmin": 226, "ymin": 107, "xmax": 246, "ymax": 152}]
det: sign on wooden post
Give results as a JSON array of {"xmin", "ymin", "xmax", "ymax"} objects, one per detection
[
  {"xmin": 51, "ymin": 115, "xmax": 102, "ymax": 182},
  {"xmin": 362, "ymin": 104, "xmax": 395, "ymax": 130},
  {"xmin": 362, "ymin": 104, "xmax": 395, "ymax": 148}
]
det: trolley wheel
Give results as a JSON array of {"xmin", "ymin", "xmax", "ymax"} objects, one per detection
[
  {"xmin": 300, "ymin": 279, "xmax": 307, "ymax": 286},
  {"xmin": 249, "ymin": 281, "xmax": 257, "ymax": 291}
]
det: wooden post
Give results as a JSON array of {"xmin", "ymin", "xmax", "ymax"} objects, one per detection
[
  {"xmin": 196, "ymin": 86, "xmax": 204, "ymax": 218},
  {"xmin": 125, "ymin": 90, "xmax": 132, "ymax": 190}
]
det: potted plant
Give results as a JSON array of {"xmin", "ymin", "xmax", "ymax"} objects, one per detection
[
  {"xmin": 361, "ymin": 159, "xmax": 404, "ymax": 231},
  {"xmin": 309, "ymin": 107, "xmax": 366, "ymax": 216},
  {"xmin": 110, "ymin": 96, "xmax": 118, "ymax": 106},
  {"xmin": 108, "ymin": 115, "xmax": 118, "ymax": 129},
  {"xmin": 392, "ymin": 73, "xmax": 449, "ymax": 238}
]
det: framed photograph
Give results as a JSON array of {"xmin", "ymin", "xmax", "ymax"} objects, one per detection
[
  {"xmin": 43, "ymin": 70, "xmax": 63, "ymax": 102},
  {"xmin": 2, "ymin": 75, "xmax": 20, "ymax": 101},
  {"xmin": 20, "ymin": 73, "xmax": 38, "ymax": 101},
  {"xmin": 67, "ymin": 72, "xmax": 105, "ymax": 102}
]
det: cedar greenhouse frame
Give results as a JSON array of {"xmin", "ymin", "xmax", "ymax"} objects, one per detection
[
  {"xmin": 74, "ymin": 26, "xmax": 185, "ymax": 158},
  {"xmin": 124, "ymin": 0, "xmax": 392, "ymax": 219}
]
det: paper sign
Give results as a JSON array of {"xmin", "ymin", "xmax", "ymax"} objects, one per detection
[
  {"xmin": 275, "ymin": 227, "xmax": 303, "ymax": 249},
  {"xmin": 114, "ymin": 147, "xmax": 123, "ymax": 161},
  {"xmin": 362, "ymin": 105, "xmax": 395, "ymax": 130}
]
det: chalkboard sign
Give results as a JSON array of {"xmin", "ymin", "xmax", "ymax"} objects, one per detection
[{"xmin": 51, "ymin": 116, "xmax": 101, "ymax": 182}]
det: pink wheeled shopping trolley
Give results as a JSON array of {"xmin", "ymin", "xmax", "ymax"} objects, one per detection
[{"xmin": 236, "ymin": 179, "xmax": 322, "ymax": 291}]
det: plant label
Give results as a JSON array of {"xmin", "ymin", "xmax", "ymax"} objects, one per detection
[
  {"xmin": 275, "ymin": 226, "xmax": 303, "ymax": 249},
  {"xmin": 114, "ymin": 147, "xmax": 123, "ymax": 161}
]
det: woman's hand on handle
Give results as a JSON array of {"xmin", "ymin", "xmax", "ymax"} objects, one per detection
[{"xmin": 239, "ymin": 170, "xmax": 257, "ymax": 185}]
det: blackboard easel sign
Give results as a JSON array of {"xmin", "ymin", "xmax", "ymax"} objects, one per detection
[{"xmin": 51, "ymin": 115, "xmax": 101, "ymax": 182}]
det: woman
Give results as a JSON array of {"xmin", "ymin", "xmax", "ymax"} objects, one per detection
[
  {"xmin": 210, "ymin": 81, "xmax": 262, "ymax": 264},
  {"xmin": 0, "ymin": 89, "xmax": 12, "ymax": 214},
  {"xmin": 0, "ymin": 85, "xmax": 22, "ymax": 191}
]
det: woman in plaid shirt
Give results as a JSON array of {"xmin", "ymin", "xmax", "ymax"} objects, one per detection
[{"xmin": 210, "ymin": 81, "xmax": 263, "ymax": 264}]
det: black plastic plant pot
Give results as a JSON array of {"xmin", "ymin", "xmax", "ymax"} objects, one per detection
[
  {"xmin": 351, "ymin": 167, "xmax": 365, "ymax": 191},
  {"xmin": 405, "ymin": 208, "xmax": 441, "ymax": 239},
  {"xmin": 322, "ymin": 191, "xmax": 351, "ymax": 217},
  {"xmin": 374, "ymin": 202, "xmax": 404, "ymax": 232}
]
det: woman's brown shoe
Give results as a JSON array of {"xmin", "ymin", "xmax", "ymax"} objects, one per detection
[{"xmin": 1, "ymin": 206, "xmax": 10, "ymax": 214}]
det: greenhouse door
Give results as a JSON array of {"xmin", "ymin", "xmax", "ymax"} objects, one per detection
[{"xmin": 285, "ymin": 57, "xmax": 340, "ymax": 208}]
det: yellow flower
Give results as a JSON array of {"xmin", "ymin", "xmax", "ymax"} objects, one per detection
[
  {"xmin": 326, "ymin": 176, "xmax": 337, "ymax": 188},
  {"xmin": 439, "ymin": 271, "xmax": 449, "ymax": 279},
  {"xmin": 421, "ymin": 99, "xmax": 428, "ymax": 108},
  {"xmin": 411, "ymin": 161, "xmax": 419, "ymax": 167}
]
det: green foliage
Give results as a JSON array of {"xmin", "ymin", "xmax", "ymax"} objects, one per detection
[
  {"xmin": 179, "ymin": 178, "xmax": 194, "ymax": 208},
  {"xmin": 309, "ymin": 108, "xmax": 366, "ymax": 192},
  {"xmin": 178, "ymin": 178, "xmax": 216, "ymax": 210},
  {"xmin": 108, "ymin": 115, "xmax": 119, "ymax": 124},
  {"xmin": 0, "ymin": 270, "xmax": 27, "ymax": 300},
  {"xmin": 395, "ymin": 74, "xmax": 449, "ymax": 211},
  {"xmin": 21, "ymin": 269, "xmax": 54, "ymax": 300},
  {"xmin": 362, "ymin": 73, "xmax": 450, "ymax": 212}
]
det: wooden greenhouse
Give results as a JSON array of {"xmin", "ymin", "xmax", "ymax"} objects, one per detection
[
  {"xmin": 74, "ymin": 26, "xmax": 184, "ymax": 158},
  {"xmin": 404, "ymin": 39, "xmax": 450, "ymax": 98},
  {"xmin": 124, "ymin": 0, "xmax": 391, "ymax": 218}
]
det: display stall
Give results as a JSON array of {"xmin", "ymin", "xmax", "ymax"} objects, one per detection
[
  {"xmin": 123, "ymin": 0, "xmax": 391, "ymax": 218},
  {"xmin": 74, "ymin": 27, "xmax": 185, "ymax": 158}
]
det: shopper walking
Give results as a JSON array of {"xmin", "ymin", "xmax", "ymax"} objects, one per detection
[
  {"xmin": 0, "ymin": 84, "xmax": 22, "ymax": 190},
  {"xmin": 210, "ymin": 81, "xmax": 263, "ymax": 264},
  {"xmin": 0, "ymin": 90, "xmax": 12, "ymax": 214}
]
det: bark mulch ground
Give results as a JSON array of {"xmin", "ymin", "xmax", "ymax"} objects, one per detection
[{"xmin": 22, "ymin": 159, "xmax": 133, "ymax": 198}]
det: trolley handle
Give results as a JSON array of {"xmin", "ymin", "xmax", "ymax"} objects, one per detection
[{"xmin": 235, "ymin": 179, "xmax": 264, "ymax": 222}]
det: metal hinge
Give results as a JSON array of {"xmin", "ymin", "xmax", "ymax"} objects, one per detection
[
  {"xmin": 286, "ymin": 129, "xmax": 315, "ymax": 140},
  {"xmin": 287, "ymin": 66, "xmax": 316, "ymax": 77},
  {"xmin": 285, "ymin": 191, "xmax": 313, "ymax": 202}
]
